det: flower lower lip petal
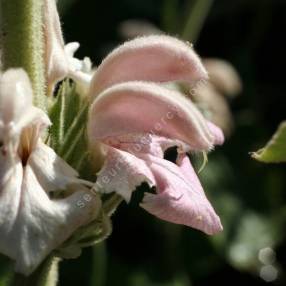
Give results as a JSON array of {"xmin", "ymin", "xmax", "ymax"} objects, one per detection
[{"xmin": 140, "ymin": 154, "xmax": 223, "ymax": 235}]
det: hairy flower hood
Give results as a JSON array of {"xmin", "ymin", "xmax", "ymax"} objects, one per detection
[
  {"xmin": 44, "ymin": 0, "xmax": 92, "ymax": 95},
  {"xmin": 87, "ymin": 35, "xmax": 224, "ymax": 235},
  {"xmin": 0, "ymin": 69, "xmax": 98, "ymax": 275}
]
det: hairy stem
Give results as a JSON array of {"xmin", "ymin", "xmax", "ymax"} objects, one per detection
[
  {"xmin": 10, "ymin": 256, "xmax": 59, "ymax": 286},
  {"xmin": 90, "ymin": 243, "xmax": 107, "ymax": 286},
  {"xmin": 0, "ymin": 0, "xmax": 46, "ymax": 110}
]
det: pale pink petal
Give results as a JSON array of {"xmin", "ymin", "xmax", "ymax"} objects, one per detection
[
  {"xmin": 140, "ymin": 154, "xmax": 222, "ymax": 235},
  {"xmin": 94, "ymin": 145, "xmax": 155, "ymax": 202},
  {"xmin": 193, "ymin": 83, "xmax": 234, "ymax": 137},
  {"xmin": 0, "ymin": 69, "xmax": 51, "ymax": 131},
  {"xmin": 44, "ymin": 0, "xmax": 69, "ymax": 95},
  {"xmin": 207, "ymin": 121, "xmax": 225, "ymax": 146},
  {"xmin": 102, "ymin": 133, "xmax": 188, "ymax": 158},
  {"xmin": 203, "ymin": 58, "xmax": 242, "ymax": 97},
  {"xmin": 89, "ymin": 35, "xmax": 208, "ymax": 97},
  {"xmin": 0, "ymin": 69, "xmax": 33, "ymax": 126},
  {"xmin": 88, "ymin": 82, "xmax": 215, "ymax": 151},
  {"xmin": 0, "ymin": 69, "xmax": 51, "ymax": 155},
  {"xmin": 28, "ymin": 141, "xmax": 79, "ymax": 192},
  {"xmin": 64, "ymin": 43, "xmax": 93, "ymax": 94},
  {"xmin": 3, "ymin": 164, "xmax": 99, "ymax": 275},
  {"xmin": 0, "ymin": 127, "xmax": 99, "ymax": 274},
  {"xmin": 0, "ymin": 154, "xmax": 23, "ymax": 261}
]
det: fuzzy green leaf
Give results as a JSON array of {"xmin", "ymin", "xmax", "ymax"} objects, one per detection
[
  {"xmin": 48, "ymin": 81, "xmax": 92, "ymax": 175},
  {"xmin": 252, "ymin": 121, "xmax": 286, "ymax": 163}
]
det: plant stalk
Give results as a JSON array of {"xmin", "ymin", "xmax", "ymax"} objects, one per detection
[
  {"xmin": 182, "ymin": 0, "xmax": 214, "ymax": 43},
  {"xmin": 0, "ymin": 0, "xmax": 46, "ymax": 110},
  {"xmin": 10, "ymin": 256, "xmax": 59, "ymax": 286}
]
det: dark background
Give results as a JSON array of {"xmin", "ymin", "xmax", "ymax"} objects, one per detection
[{"xmin": 58, "ymin": 0, "xmax": 286, "ymax": 285}]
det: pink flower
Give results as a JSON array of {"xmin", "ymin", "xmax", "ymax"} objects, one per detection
[
  {"xmin": 87, "ymin": 35, "xmax": 224, "ymax": 235},
  {"xmin": 0, "ymin": 69, "xmax": 99, "ymax": 275}
]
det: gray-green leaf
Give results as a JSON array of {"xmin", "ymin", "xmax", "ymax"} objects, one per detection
[{"xmin": 252, "ymin": 121, "xmax": 286, "ymax": 163}]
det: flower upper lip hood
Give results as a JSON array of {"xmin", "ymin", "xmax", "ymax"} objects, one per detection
[
  {"xmin": 44, "ymin": 0, "xmax": 92, "ymax": 95},
  {"xmin": 0, "ymin": 69, "xmax": 99, "ymax": 275},
  {"xmin": 89, "ymin": 35, "xmax": 208, "ymax": 97},
  {"xmin": 87, "ymin": 35, "xmax": 224, "ymax": 235},
  {"xmin": 89, "ymin": 82, "xmax": 215, "ymax": 150}
]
